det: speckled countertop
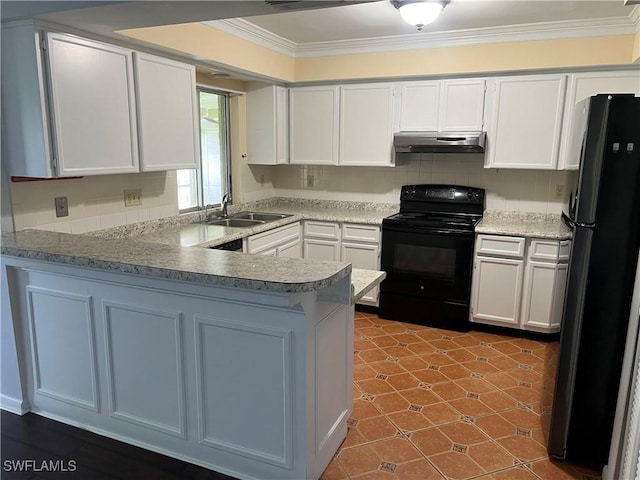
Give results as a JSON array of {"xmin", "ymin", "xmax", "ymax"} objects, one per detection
[
  {"xmin": 0, "ymin": 230, "xmax": 351, "ymax": 294},
  {"xmin": 352, "ymin": 268, "xmax": 386, "ymax": 303},
  {"xmin": 476, "ymin": 211, "xmax": 572, "ymax": 240},
  {"xmin": 90, "ymin": 198, "xmax": 398, "ymax": 248}
]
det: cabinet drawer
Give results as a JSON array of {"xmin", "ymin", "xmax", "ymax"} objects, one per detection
[
  {"xmin": 476, "ymin": 235, "xmax": 525, "ymax": 258},
  {"xmin": 342, "ymin": 223, "xmax": 380, "ymax": 243},
  {"xmin": 559, "ymin": 240, "xmax": 571, "ymax": 261},
  {"xmin": 246, "ymin": 222, "xmax": 300, "ymax": 254},
  {"xmin": 304, "ymin": 221, "xmax": 340, "ymax": 240},
  {"xmin": 527, "ymin": 239, "xmax": 572, "ymax": 262}
]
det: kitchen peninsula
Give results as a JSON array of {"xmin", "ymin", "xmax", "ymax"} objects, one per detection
[{"xmin": 0, "ymin": 229, "xmax": 385, "ymax": 480}]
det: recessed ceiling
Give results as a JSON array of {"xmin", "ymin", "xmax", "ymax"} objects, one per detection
[{"xmin": 241, "ymin": 0, "xmax": 636, "ymax": 44}]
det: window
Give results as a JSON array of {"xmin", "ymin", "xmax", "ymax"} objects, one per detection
[{"xmin": 177, "ymin": 89, "xmax": 231, "ymax": 212}]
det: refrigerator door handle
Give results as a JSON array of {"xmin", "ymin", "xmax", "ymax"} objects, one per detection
[{"xmin": 562, "ymin": 211, "xmax": 595, "ymax": 229}]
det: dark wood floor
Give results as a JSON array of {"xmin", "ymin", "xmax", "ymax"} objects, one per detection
[{"xmin": 0, "ymin": 410, "xmax": 238, "ymax": 479}]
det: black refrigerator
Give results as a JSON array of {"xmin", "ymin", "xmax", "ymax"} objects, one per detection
[{"xmin": 548, "ymin": 94, "xmax": 640, "ymax": 467}]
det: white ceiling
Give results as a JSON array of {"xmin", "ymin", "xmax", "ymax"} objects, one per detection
[{"xmin": 240, "ymin": 0, "xmax": 636, "ymax": 44}]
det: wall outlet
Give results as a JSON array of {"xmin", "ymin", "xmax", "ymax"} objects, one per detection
[
  {"xmin": 54, "ymin": 196, "xmax": 69, "ymax": 218},
  {"xmin": 306, "ymin": 174, "xmax": 314, "ymax": 188},
  {"xmin": 554, "ymin": 184, "xmax": 565, "ymax": 199},
  {"xmin": 124, "ymin": 189, "xmax": 142, "ymax": 207}
]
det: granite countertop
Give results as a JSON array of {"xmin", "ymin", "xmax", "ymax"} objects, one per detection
[
  {"xmin": 0, "ymin": 230, "xmax": 351, "ymax": 294},
  {"xmin": 476, "ymin": 211, "xmax": 572, "ymax": 240},
  {"xmin": 352, "ymin": 268, "xmax": 386, "ymax": 304},
  {"xmin": 1, "ymin": 199, "xmax": 395, "ymax": 299},
  {"xmin": 90, "ymin": 198, "xmax": 398, "ymax": 248}
]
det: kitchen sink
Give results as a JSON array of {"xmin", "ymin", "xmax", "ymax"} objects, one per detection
[
  {"xmin": 231, "ymin": 212, "xmax": 293, "ymax": 222},
  {"xmin": 206, "ymin": 218, "xmax": 264, "ymax": 227}
]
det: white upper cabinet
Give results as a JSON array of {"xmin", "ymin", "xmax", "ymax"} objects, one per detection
[
  {"xmin": 289, "ymin": 84, "xmax": 394, "ymax": 166},
  {"xmin": 2, "ymin": 25, "xmax": 201, "ymax": 178},
  {"xmin": 289, "ymin": 86, "xmax": 340, "ymax": 165},
  {"xmin": 246, "ymin": 83, "xmax": 289, "ymax": 165},
  {"xmin": 47, "ymin": 32, "xmax": 139, "ymax": 176},
  {"xmin": 439, "ymin": 79, "xmax": 486, "ymax": 132},
  {"xmin": 398, "ymin": 79, "xmax": 485, "ymax": 132},
  {"xmin": 485, "ymin": 74, "xmax": 567, "ymax": 169},
  {"xmin": 1, "ymin": 24, "xmax": 53, "ymax": 178},
  {"xmin": 339, "ymin": 83, "xmax": 395, "ymax": 166},
  {"xmin": 558, "ymin": 71, "xmax": 640, "ymax": 170},
  {"xmin": 399, "ymin": 81, "xmax": 440, "ymax": 131},
  {"xmin": 133, "ymin": 53, "xmax": 199, "ymax": 171}
]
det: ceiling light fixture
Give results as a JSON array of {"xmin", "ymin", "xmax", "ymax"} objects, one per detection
[{"xmin": 391, "ymin": 0, "xmax": 450, "ymax": 31}]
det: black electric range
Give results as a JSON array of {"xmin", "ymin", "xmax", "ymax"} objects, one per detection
[{"xmin": 379, "ymin": 184, "xmax": 485, "ymax": 331}]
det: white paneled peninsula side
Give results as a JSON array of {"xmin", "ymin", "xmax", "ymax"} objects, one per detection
[{"xmin": 0, "ymin": 230, "xmax": 384, "ymax": 480}]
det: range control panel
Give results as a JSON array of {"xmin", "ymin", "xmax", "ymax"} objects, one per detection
[{"xmin": 400, "ymin": 184, "xmax": 485, "ymax": 205}]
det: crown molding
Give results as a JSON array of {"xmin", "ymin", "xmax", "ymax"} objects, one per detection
[
  {"xmin": 204, "ymin": 15, "xmax": 638, "ymax": 59},
  {"xmin": 203, "ymin": 19, "xmax": 297, "ymax": 56},
  {"xmin": 295, "ymin": 17, "xmax": 637, "ymax": 57},
  {"xmin": 630, "ymin": 5, "xmax": 640, "ymax": 30}
]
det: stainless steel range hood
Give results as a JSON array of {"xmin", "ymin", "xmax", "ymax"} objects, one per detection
[{"xmin": 393, "ymin": 131, "xmax": 486, "ymax": 154}]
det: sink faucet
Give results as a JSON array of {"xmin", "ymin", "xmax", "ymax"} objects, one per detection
[
  {"xmin": 203, "ymin": 203, "xmax": 216, "ymax": 221},
  {"xmin": 221, "ymin": 193, "xmax": 231, "ymax": 218}
]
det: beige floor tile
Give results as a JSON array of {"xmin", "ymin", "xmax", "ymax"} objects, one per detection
[{"xmin": 328, "ymin": 314, "xmax": 602, "ymax": 480}]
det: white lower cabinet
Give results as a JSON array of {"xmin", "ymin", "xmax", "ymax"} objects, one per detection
[
  {"xmin": 471, "ymin": 234, "xmax": 570, "ymax": 333},
  {"xmin": 8, "ymin": 262, "xmax": 351, "ymax": 480},
  {"xmin": 472, "ymin": 256, "xmax": 524, "ymax": 327},
  {"xmin": 303, "ymin": 221, "xmax": 341, "ymax": 261},
  {"xmin": 520, "ymin": 239, "xmax": 571, "ymax": 333},
  {"xmin": 304, "ymin": 221, "xmax": 381, "ymax": 306},
  {"xmin": 277, "ymin": 238, "xmax": 302, "ymax": 258},
  {"xmin": 244, "ymin": 222, "xmax": 301, "ymax": 258},
  {"xmin": 304, "ymin": 238, "xmax": 341, "ymax": 261},
  {"xmin": 342, "ymin": 241, "xmax": 380, "ymax": 305}
]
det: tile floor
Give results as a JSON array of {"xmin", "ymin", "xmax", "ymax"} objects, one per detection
[{"xmin": 321, "ymin": 311, "xmax": 602, "ymax": 480}]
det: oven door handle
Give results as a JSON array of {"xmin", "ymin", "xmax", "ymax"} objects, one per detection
[{"xmin": 383, "ymin": 225, "xmax": 475, "ymax": 236}]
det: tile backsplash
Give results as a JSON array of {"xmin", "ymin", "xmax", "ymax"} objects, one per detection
[
  {"xmin": 245, "ymin": 154, "xmax": 576, "ymax": 214},
  {"xmin": 6, "ymin": 155, "xmax": 575, "ymax": 235},
  {"xmin": 9, "ymin": 171, "xmax": 178, "ymax": 233}
]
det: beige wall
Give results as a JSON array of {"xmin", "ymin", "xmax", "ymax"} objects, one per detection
[
  {"xmin": 10, "ymin": 172, "xmax": 178, "ymax": 233},
  {"xmin": 120, "ymin": 22, "xmax": 636, "ymax": 83},
  {"xmin": 634, "ymin": 30, "xmax": 640, "ymax": 64},
  {"xmin": 294, "ymin": 35, "xmax": 636, "ymax": 82},
  {"xmin": 120, "ymin": 23, "xmax": 295, "ymax": 82}
]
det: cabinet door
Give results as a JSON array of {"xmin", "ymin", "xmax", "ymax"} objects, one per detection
[
  {"xmin": 439, "ymin": 79, "xmax": 486, "ymax": 132},
  {"xmin": 46, "ymin": 33, "xmax": 139, "ymax": 176},
  {"xmin": 290, "ymin": 86, "xmax": 339, "ymax": 165},
  {"xmin": 134, "ymin": 53, "xmax": 199, "ymax": 171},
  {"xmin": 246, "ymin": 84, "xmax": 288, "ymax": 165},
  {"xmin": 277, "ymin": 238, "xmax": 302, "ymax": 259},
  {"xmin": 398, "ymin": 81, "xmax": 439, "ymax": 131},
  {"xmin": 245, "ymin": 222, "xmax": 300, "ymax": 254},
  {"xmin": 342, "ymin": 241, "xmax": 380, "ymax": 305},
  {"xmin": 485, "ymin": 74, "xmax": 567, "ymax": 169},
  {"xmin": 339, "ymin": 84, "xmax": 395, "ymax": 166},
  {"xmin": 1, "ymin": 25, "xmax": 54, "ymax": 178},
  {"xmin": 303, "ymin": 238, "xmax": 340, "ymax": 261},
  {"xmin": 558, "ymin": 71, "xmax": 640, "ymax": 170},
  {"xmin": 521, "ymin": 260, "xmax": 566, "ymax": 333},
  {"xmin": 471, "ymin": 256, "xmax": 524, "ymax": 327}
]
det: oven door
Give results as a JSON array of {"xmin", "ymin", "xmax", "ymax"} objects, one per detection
[{"xmin": 380, "ymin": 224, "xmax": 474, "ymax": 304}]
